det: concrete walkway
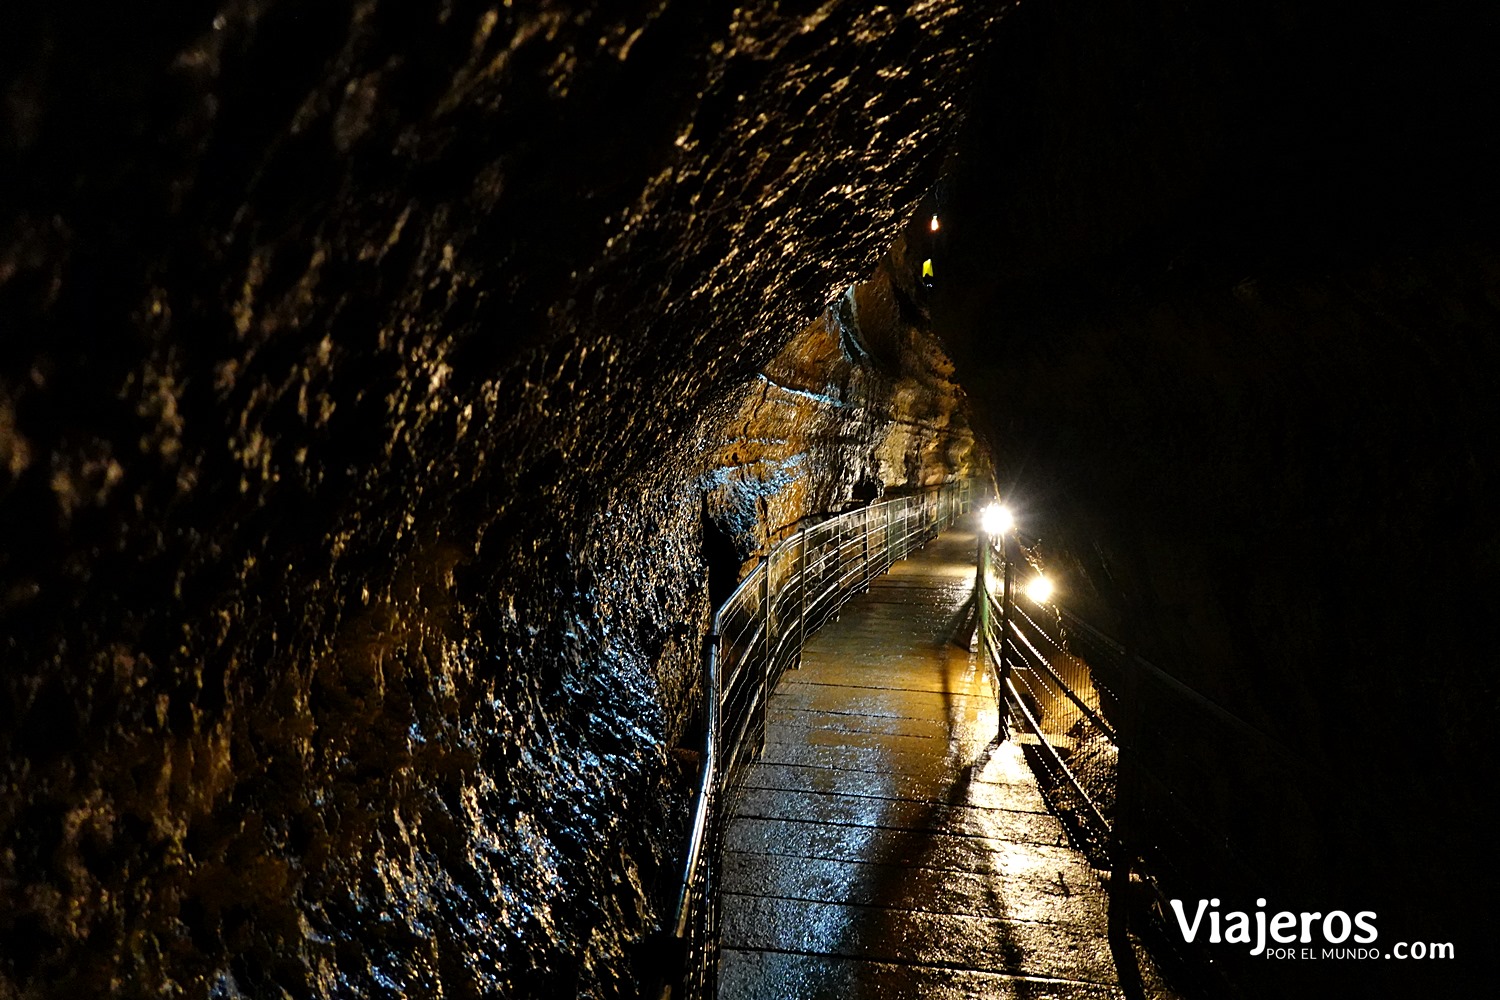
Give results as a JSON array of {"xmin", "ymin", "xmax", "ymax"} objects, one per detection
[{"xmin": 718, "ymin": 518, "xmax": 1132, "ymax": 1000}]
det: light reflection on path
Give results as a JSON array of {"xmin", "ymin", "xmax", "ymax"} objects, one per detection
[{"xmin": 719, "ymin": 518, "xmax": 1132, "ymax": 999}]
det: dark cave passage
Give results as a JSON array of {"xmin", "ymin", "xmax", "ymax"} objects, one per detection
[{"xmin": 3, "ymin": 2, "xmax": 1498, "ymax": 998}]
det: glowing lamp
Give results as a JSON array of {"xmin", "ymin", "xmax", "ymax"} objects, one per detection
[
  {"xmin": 1025, "ymin": 574, "xmax": 1054, "ymax": 604},
  {"xmin": 930, "ymin": 213, "xmax": 941, "ymax": 232},
  {"xmin": 981, "ymin": 503, "xmax": 1013, "ymax": 536}
]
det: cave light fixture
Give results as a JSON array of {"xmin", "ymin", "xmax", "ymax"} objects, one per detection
[
  {"xmin": 929, "ymin": 213, "xmax": 941, "ymax": 232},
  {"xmin": 1025, "ymin": 573, "xmax": 1055, "ymax": 604},
  {"xmin": 981, "ymin": 502, "xmax": 1013, "ymax": 536}
]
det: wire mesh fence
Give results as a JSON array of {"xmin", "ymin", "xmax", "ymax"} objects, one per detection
[{"xmin": 659, "ymin": 479, "xmax": 973, "ymax": 1000}]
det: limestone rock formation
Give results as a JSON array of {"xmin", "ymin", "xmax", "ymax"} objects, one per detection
[
  {"xmin": 703, "ymin": 235, "xmax": 979, "ymax": 574},
  {"xmin": 0, "ymin": 3, "xmax": 994, "ymax": 997}
]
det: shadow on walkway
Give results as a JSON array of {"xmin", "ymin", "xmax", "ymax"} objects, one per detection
[{"xmin": 718, "ymin": 517, "xmax": 1146, "ymax": 998}]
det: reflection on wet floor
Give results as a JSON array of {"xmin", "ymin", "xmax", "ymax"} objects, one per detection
[{"xmin": 719, "ymin": 524, "xmax": 1130, "ymax": 999}]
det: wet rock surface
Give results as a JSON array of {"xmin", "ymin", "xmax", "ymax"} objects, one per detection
[
  {"xmin": 702, "ymin": 237, "xmax": 980, "ymax": 571},
  {"xmin": 1, "ymin": 3, "xmax": 992, "ymax": 997}
]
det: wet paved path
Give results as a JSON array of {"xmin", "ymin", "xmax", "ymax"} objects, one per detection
[{"xmin": 719, "ymin": 518, "xmax": 1128, "ymax": 1000}]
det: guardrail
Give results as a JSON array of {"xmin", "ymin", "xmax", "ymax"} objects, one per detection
[
  {"xmin": 975, "ymin": 520, "xmax": 1308, "ymax": 997},
  {"xmin": 658, "ymin": 478, "xmax": 974, "ymax": 1000}
]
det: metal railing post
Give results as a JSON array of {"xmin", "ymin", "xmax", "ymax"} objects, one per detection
[
  {"xmin": 862, "ymin": 507, "xmax": 872, "ymax": 590},
  {"xmin": 1000, "ymin": 530, "xmax": 1013, "ymax": 732},
  {"xmin": 837, "ymin": 514, "xmax": 845, "ymax": 600},
  {"xmin": 798, "ymin": 525, "xmax": 807, "ymax": 659},
  {"xmin": 976, "ymin": 530, "xmax": 991, "ymax": 678},
  {"xmin": 760, "ymin": 562, "xmax": 771, "ymax": 752},
  {"xmin": 885, "ymin": 501, "xmax": 892, "ymax": 569}
]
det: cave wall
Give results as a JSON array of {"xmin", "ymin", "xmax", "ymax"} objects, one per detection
[
  {"xmin": 702, "ymin": 237, "xmax": 980, "ymax": 572},
  {"xmin": 933, "ymin": 1, "xmax": 1498, "ymax": 992},
  {"xmin": 0, "ymin": 3, "xmax": 996, "ymax": 997}
]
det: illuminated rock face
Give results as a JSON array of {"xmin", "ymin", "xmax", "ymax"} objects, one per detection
[
  {"xmin": 703, "ymin": 241, "xmax": 979, "ymax": 573},
  {"xmin": 0, "ymin": 3, "xmax": 991, "ymax": 997}
]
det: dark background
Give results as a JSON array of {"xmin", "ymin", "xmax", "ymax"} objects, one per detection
[
  {"xmin": 933, "ymin": 1, "xmax": 1498, "ymax": 993},
  {"xmin": 4, "ymin": 0, "xmax": 1498, "ymax": 996}
]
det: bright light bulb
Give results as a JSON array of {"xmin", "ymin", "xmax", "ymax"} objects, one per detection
[
  {"xmin": 981, "ymin": 503, "xmax": 1013, "ymax": 536},
  {"xmin": 929, "ymin": 213, "xmax": 941, "ymax": 232},
  {"xmin": 1025, "ymin": 574, "xmax": 1054, "ymax": 604}
]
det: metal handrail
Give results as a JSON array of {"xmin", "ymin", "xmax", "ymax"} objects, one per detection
[
  {"xmin": 975, "ymin": 522, "xmax": 1312, "ymax": 998},
  {"xmin": 975, "ymin": 528, "xmax": 1128, "ymax": 844},
  {"xmin": 1001, "ymin": 670, "xmax": 1114, "ymax": 835},
  {"xmin": 1005, "ymin": 612, "xmax": 1117, "ymax": 742},
  {"xmin": 669, "ymin": 635, "xmax": 717, "ymax": 939},
  {"xmin": 657, "ymin": 478, "xmax": 974, "ymax": 999}
]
